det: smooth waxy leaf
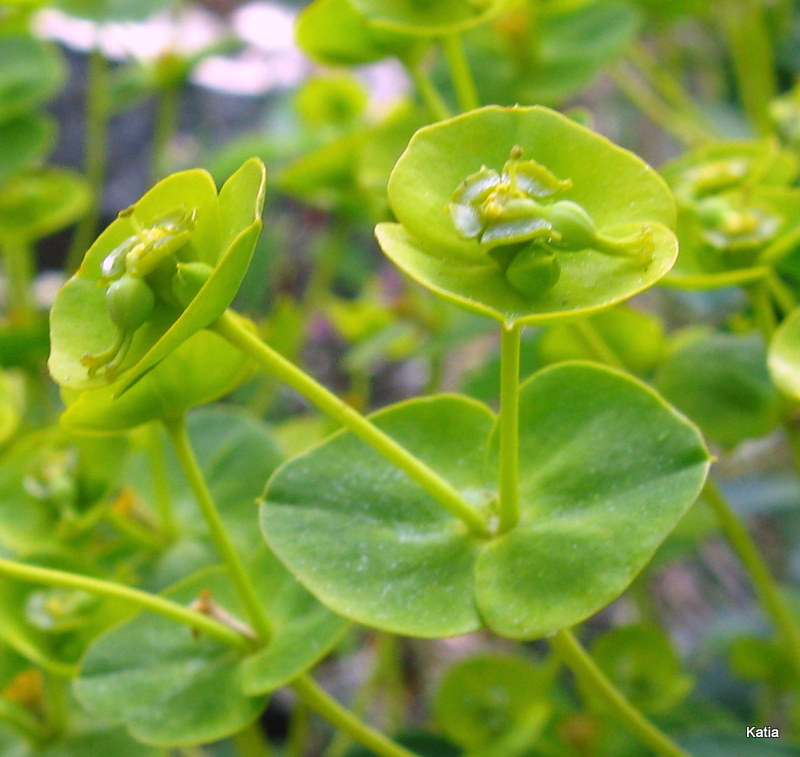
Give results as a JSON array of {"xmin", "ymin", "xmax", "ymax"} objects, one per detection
[
  {"xmin": 769, "ymin": 307, "xmax": 800, "ymax": 402},
  {"xmin": 262, "ymin": 363, "xmax": 709, "ymax": 638},
  {"xmin": 297, "ymin": 0, "xmax": 419, "ymax": 65},
  {"xmin": 378, "ymin": 106, "xmax": 678, "ymax": 326},
  {"xmin": 0, "ymin": 36, "xmax": 64, "ymax": 123},
  {"xmin": 48, "ymin": 159, "xmax": 265, "ymax": 392},
  {"xmin": 351, "ymin": 0, "xmax": 520, "ymax": 35},
  {"xmin": 0, "ymin": 724, "xmax": 162, "ymax": 757},
  {"xmin": 434, "ymin": 655, "xmax": 552, "ymax": 755},
  {"xmin": 75, "ymin": 555, "xmax": 346, "ymax": 745},
  {"xmin": 0, "ymin": 169, "xmax": 90, "ymax": 242},
  {"xmin": 657, "ymin": 331, "xmax": 779, "ymax": 448},
  {"xmin": 0, "ymin": 115, "xmax": 55, "ymax": 185},
  {"xmin": 61, "ymin": 325, "xmax": 252, "ymax": 433}
]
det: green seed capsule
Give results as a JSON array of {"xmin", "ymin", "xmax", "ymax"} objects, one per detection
[
  {"xmin": 106, "ymin": 275, "xmax": 155, "ymax": 331},
  {"xmin": 505, "ymin": 244, "xmax": 561, "ymax": 298}
]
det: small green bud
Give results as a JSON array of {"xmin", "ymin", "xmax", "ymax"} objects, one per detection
[
  {"xmin": 547, "ymin": 200, "xmax": 596, "ymax": 251},
  {"xmin": 505, "ymin": 244, "xmax": 561, "ymax": 298},
  {"xmin": 107, "ymin": 275, "xmax": 155, "ymax": 332},
  {"xmin": 172, "ymin": 261, "xmax": 214, "ymax": 308}
]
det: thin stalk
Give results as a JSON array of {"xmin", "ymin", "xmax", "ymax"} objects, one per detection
[
  {"xmin": 0, "ymin": 698, "xmax": 44, "ymax": 742},
  {"xmin": 498, "ymin": 322, "xmax": 521, "ymax": 534},
  {"xmin": 748, "ymin": 280, "xmax": 777, "ymax": 342},
  {"xmin": 404, "ymin": 59, "xmax": 451, "ymax": 121},
  {"xmin": 1, "ymin": 237, "xmax": 35, "ymax": 326},
  {"xmin": 293, "ymin": 675, "xmax": 420, "ymax": 757},
  {"xmin": 766, "ymin": 271, "xmax": 797, "ymax": 317},
  {"xmin": 42, "ymin": 673, "xmax": 68, "ymax": 739},
  {"xmin": 627, "ymin": 44, "xmax": 720, "ymax": 138},
  {"xmin": 234, "ymin": 720, "xmax": 273, "ymax": 757},
  {"xmin": 150, "ymin": 82, "xmax": 181, "ymax": 186},
  {"xmin": 0, "ymin": 557, "xmax": 249, "ymax": 650},
  {"xmin": 702, "ymin": 479, "xmax": 800, "ymax": 680},
  {"xmin": 571, "ymin": 319, "xmax": 625, "ymax": 370},
  {"xmin": 213, "ymin": 310, "xmax": 491, "ymax": 537},
  {"xmin": 287, "ymin": 701, "xmax": 309, "ymax": 757},
  {"xmin": 610, "ymin": 65, "xmax": 708, "ymax": 146},
  {"xmin": 0, "ymin": 628, "xmax": 77, "ymax": 678},
  {"xmin": 550, "ymin": 629, "xmax": 692, "ymax": 757},
  {"xmin": 164, "ymin": 416, "xmax": 272, "ymax": 641},
  {"xmin": 719, "ymin": 0, "xmax": 776, "ymax": 135},
  {"xmin": 147, "ymin": 422, "xmax": 178, "ymax": 541},
  {"xmin": 67, "ymin": 44, "xmax": 111, "ymax": 272},
  {"xmin": 441, "ymin": 33, "xmax": 479, "ymax": 112}
]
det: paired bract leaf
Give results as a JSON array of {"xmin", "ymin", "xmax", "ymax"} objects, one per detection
[
  {"xmin": 0, "ymin": 36, "xmax": 64, "ymax": 123},
  {"xmin": 351, "ymin": 0, "xmax": 521, "ymax": 35},
  {"xmin": 60, "ymin": 322, "xmax": 253, "ymax": 433},
  {"xmin": 0, "ymin": 115, "xmax": 55, "ymax": 185},
  {"xmin": 657, "ymin": 331, "xmax": 779, "ymax": 448},
  {"xmin": 75, "ymin": 554, "xmax": 347, "ymax": 746},
  {"xmin": 378, "ymin": 106, "xmax": 678, "ymax": 326},
  {"xmin": 261, "ymin": 363, "xmax": 708, "ymax": 639},
  {"xmin": 48, "ymin": 159, "xmax": 265, "ymax": 392}
]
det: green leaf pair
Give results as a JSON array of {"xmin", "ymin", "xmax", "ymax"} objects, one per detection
[
  {"xmin": 376, "ymin": 106, "xmax": 678, "ymax": 326},
  {"xmin": 261, "ymin": 362, "xmax": 709, "ymax": 639},
  {"xmin": 48, "ymin": 159, "xmax": 266, "ymax": 393}
]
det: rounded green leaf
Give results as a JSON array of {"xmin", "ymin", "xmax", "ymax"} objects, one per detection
[
  {"xmin": 262, "ymin": 364, "xmax": 708, "ymax": 639},
  {"xmin": 658, "ymin": 330, "xmax": 779, "ymax": 448},
  {"xmin": 351, "ymin": 0, "xmax": 521, "ymax": 35},
  {"xmin": 48, "ymin": 159, "xmax": 266, "ymax": 392},
  {"xmin": 379, "ymin": 106, "xmax": 677, "ymax": 326},
  {"xmin": 0, "ymin": 114, "xmax": 55, "ymax": 185},
  {"xmin": 0, "ymin": 168, "xmax": 90, "ymax": 242},
  {"xmin": 0, "ymin": 36, "xmax": 64, "ymax": 122},
  {"xmin": 74, "ymin": 567, "xmax": 267, "ymax": 747},
  {"xmin": 433, "ymin": 654, "xmax": 552, "ymax": 755},
  {"xmin": 60, "ymin": 323, "xmax": 253, "ymax": 433},
  {"xmin": 262, "ymin": 395, "xmax": 495, "ymax": 637},
  {"xmin": 476, "ymin": 363, "xmax": 708, "ymax": 638},
  {"xmin": 297, "ymin": 0, "xmax": 419, "ymax": 65},
  {"xmin": 75, "ymin": 552, "xmax": 347, "ymax": 744}
]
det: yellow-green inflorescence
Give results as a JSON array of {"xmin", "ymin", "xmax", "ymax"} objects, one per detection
[
  {"xmin": 448, "ymin": 147, "xmax": 654, "ymax": 297},
  {"xmin": 80, "ymin": 206, "xmax": 204, "ymax": 380}
]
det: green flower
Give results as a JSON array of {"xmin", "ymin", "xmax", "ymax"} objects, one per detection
[
  {"xmin": 48, "ymin": 159, "xmax": 266, "ymax": 392},
  {"xmin": 376, "ymin": 105, "xmax": 678, "ymax": 326}
]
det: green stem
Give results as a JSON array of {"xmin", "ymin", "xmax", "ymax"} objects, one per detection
[
  {"xmin": 150, "ymin": 82, "xmax": 181, "ymax": 186},
  {"xmin": 610, "ymin": 65, "xmax": 708, "ymax": 146},
  {"xmin": 404, "ymin": 58, "xmax": 451, "ymax": 121},
  {"xmin": 1, "ymin": 237, "xmax": 36, "ymax": 326},
  {"xmin": 234, "ymin": 720, "xmax": 272, "ymax": 757},
  {"xmin": 702, "ymin": 479, "xmax": 800, "ymax": 680},
  {"xmin": 0, "ymin": 557, "xmax": 249, "ymax": 650},
  {"xmin": 0, "ymin": 698, "xmax": 44, "ymax": 743},
  {"xmin": 67, "ymin": 45, "xmax": 111, "ymax": 272},
  {"xmin": 147, "ymin": 422, "xmax": 178, "ymax": 542},
  {"xmin": 43, "ymin": 673, "xmax": 68, "ymax": 739},
  {"xmin": 766, "ymin": 271, "xmax": 797, "ymax": 317},
  {"xmin": 571, "ymin": 319, "xmax": 625, "ymax": 370},
  {"xmin": 293, "ymin": 675, "xmax": 420, "ymax": 757},
  {"xmin": 719, "ymin": 0, "xmax": 776, "ymax": 135},
  {"xmin": 498, "ymin": 322, "xmax": 521, "ymax": 534},
  {"xmin": 441, "ymin": 33, "xmax": 479, "ymax": 112},
  {"xmin": 213, "ymin": 310, "xmax": 490, "ymax": 537},
  {"xmin": 550, "ymin": 629, "xmax": 692, "ymax": 757},
  {"xmin": 164, "ymin": 416, "xmax": 272, "ymax": 641},
  {"xmin": 748, "ymin": 280, "xmax": 777, "ymax": 342},
  {"xmin": 287, "ymin": 701, "xmax": 309, "ymax": 757}
]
